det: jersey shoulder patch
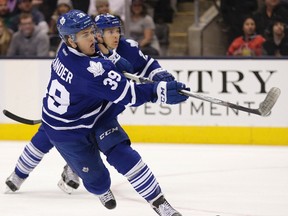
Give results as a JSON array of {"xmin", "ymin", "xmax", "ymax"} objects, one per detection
[
  {"xmin": 125, "ymin": 39, "xmax": 139, "ymax": 48},
  {"xmin": 87, "ymin": 60, "xmax": 105, "ymax": 77}
]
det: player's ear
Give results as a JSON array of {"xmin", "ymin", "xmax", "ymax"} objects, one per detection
[{"xmin": 67, "ymin": 37, "xmax": 77, "ymax": 48}]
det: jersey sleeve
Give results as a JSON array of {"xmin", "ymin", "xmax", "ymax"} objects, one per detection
[{"xmin": 117, "ymin": 38, "xmax": 167, "ymax": 78}]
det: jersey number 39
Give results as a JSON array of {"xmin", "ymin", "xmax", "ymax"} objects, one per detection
[{"xmin": 103, "ymin": 71, "xmax": 121, "ymax": 90}]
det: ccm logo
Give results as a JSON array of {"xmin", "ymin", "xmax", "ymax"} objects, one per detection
[
  {"xmin": 99, "ymin": 127, "xmax": 119, "ymax": 140},
  {"xmin": 160, "ymin": 87, "xmax": 166, "ymax": 103}
]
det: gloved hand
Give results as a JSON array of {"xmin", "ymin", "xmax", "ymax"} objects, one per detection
[
  {"xmin": 153, "ymin": 81, "xmax": 189, "ymax": 104},
  {"xmin": 115, "ymin": 56, "xmax": 134, "ymax": 73},
  {"xmin": 150, "ymin": 70, "xmax": 175, "ymax": 82},
  {"xmin": 106, "ymin": 50, "xmax": 134, "ymax": 73}
]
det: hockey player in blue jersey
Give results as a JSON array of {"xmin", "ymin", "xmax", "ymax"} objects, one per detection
[
  {"xmin": 5, "ymin": 13, "xmax": 177, "ymax": 195},
  {"xmin": 6, "ymin": 10, "xmax": 187, "ymax": 216},
  {"xmin": 94, "ymin": 13, "xmax": 175, "ymax": 82},
  {"xmin": 43, "ymin": 9, "xmax": 187, "ymax": 215}
]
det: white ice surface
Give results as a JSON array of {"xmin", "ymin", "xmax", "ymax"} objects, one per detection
[{"xmin": 0, "ymin": 141, "xmax": 288, "ymax": 216}]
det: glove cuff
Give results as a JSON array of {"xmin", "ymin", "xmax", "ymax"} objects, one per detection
[{"xmin": 106, "ymin": 50, "xmax": 121, "ymax": 64}]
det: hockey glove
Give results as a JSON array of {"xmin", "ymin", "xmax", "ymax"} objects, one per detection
[
  {"xmin": 106, "ymin": 50, "xmax": 134, "ymax": 73},
  {"xmin": 149, "ymin": 70, "xmax": 175, "ymax": 82},
  {"xmin": 153, "ymin": 81, "xmax": 189, "ymax": 104}
]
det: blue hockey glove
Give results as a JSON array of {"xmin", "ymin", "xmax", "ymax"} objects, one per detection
[
  {"xmin": 106, "ymin": 50, "xmax": 134, "ymax": 73},
  {"xmin": 150, "ymin": 70, "xmax": 175, "ymax": 82},
  {"xmin": 153, "ymin": 81, "xmax": 189, "ymax": 104}
]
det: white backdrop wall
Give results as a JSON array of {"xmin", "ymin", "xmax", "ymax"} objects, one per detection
[{"xmin": 0, "ymin": 59, "xmax": 286, "ymax": 126}]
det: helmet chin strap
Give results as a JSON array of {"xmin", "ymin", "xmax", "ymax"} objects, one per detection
[
  {"xmin": 103, "ymin": 35, "xmax": 112, "ymax": 49},
  {"xmin": 75, "ymin": 45, "xmax": 82, "ymax": 53}
]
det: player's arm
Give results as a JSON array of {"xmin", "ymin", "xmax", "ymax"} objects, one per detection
[
  {"xmin": 121, "ymin": 39, "xmax": 174, "ymax": 82},
  {"xmin": 88, "ymin": 60, "xmax": 188, "ymax": 106},
  {"xmin": 97, "ymin": 42, "xmax": 134, "ymax": 73}
]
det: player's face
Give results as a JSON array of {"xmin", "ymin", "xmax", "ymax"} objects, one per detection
[
  {"xmin": 75, "ymin": 26, "xmax": 96, "ymax": 56},
  {"xmin": 102, "ymin": 27, "xmax": 120, "ymax": 49}
]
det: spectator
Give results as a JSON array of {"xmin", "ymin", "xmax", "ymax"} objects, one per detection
[
  {"xmin": 253, "ymin": 0, "xmax": 288, "ymax": 38},
  {"xmin": 227, "ymin": 16, "xmax": 265, "ymax": 56},
  {"xmin": 95, "ymin": 0, "xmax": 109, "ymax": 14},
  {"xmin": 6, "ymin": 0, "xmax": 18, "ymax": 14},
  {"xmin": 171, "ymin": 0, "xmax": 177, "ymax": 12},
  {"xmin": 33, "ymin": 0, "xmax": 58, "ymax": 25},
  {"xmin": 108, "ymin": 0, "xmax": 127, "ymax": 21},
  {"xmin": 49, "ymin": 0, "xmax": 72, "ymax": 35},
  {"xmin": 153, "ymin": 0, "xmax": 174, "ymax": 23},
  {"xmin": 262, "ymin": 19, "xmax": 288, "ymax": 56},
  {"xmin": 281, "ymin": 0, "xmax": 288, "ymax": 7},
  {"xmin": 9, "ymin": 0, "xmax": 49, "ymax": 33},
  {"xmin": 71, "ymin": 0, "xmax": 90, "ymax": 13},
  {"xmin": 31, "ymin": 0, "xmax": 43, "ymax": 6},
  {"xmin": 0, "ymin": 17, "xmax": 12, "ymax": 55},
  {"xmin": 129, "ymin": 0, "xmax": 160, "ymax": 56},
  {"xmin": 155, "ymin": 16, "xmax": 169, "ymax": 56},
  {"xmin": 48, "ymin": 0, "xmax": 72, "ymax": 55},
  {"xmin": 220, "ymin": 0, "xmax": 258, "ymax": 43},
  {"xmin": 88, "ymin": 0, "xmax": 128, "ymax": 22},
  {"xmin": 0, "ymin": 0, "xmax": 12, "ymax": 27},
  {"xmin": 6, "ymin": 12, "xmax": 50, "ymax": 56},
  {"xmin": 91, "ymin": 0, "xmax": 123, "ymax": 25}
]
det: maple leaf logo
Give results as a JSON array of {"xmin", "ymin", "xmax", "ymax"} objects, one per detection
[
  {"xmin": 87, "ymin": 61, "xmax": 105, "ymax": 77},
  {"xmin": 60, "ymin": 17, "xmax": 65, "ymax": 25},
  {"xmin": 126, "ymin": 39, "xmax": 139, "ymax": 47}
]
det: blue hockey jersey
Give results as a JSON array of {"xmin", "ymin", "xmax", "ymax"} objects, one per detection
[{"xmin": 42, "ymin": 43, "xmax": 156, "ymax": 142}]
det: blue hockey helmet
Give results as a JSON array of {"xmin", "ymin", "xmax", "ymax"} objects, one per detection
[
  {"xmin": 94, "ymin": 13, "xmax": 122, "ymax": 33},
  {"xmin": 57, "ymin": 9, "xmax": 94, "ymax": 42}
]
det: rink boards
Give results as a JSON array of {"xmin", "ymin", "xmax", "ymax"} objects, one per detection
[{"xmin": 0, "ymin": 58, "xmax": 287, "ymax": 145}]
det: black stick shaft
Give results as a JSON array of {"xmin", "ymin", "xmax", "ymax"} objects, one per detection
[{"xmin": 3, "ymin": 110, "xmax": 41, "ymax": 125}]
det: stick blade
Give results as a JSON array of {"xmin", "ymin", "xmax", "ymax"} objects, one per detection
[
  {"xmin": 258, "ymin": 87, "xmax": 281, "ymax": 116},
  {"xmin": 3, "ymin": 109, "xmax": 41, "ymax": 125}
]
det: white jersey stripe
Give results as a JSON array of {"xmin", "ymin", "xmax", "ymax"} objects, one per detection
[
  {"xmin": 113, "ymin": 81, "xmax": 130, "ymax": 104},
  {"xmin": 42, "ymin": 102, "xmax": 113, "ymax": 130},
  {"xmin": 43, "ymin": 105, "xmax": 102, "ymax": 123},
  {"xmin": 126, "ymin": 81, "xmax": 137, "ymax": 106},
  {"xmin": 138, "ymin": 58, "xmax": 154, "ymax": 77}
]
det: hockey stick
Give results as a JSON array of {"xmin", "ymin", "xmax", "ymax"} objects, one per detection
[
  {"xmin": 2, "ymin": 73, "xmax": 281, "ymax": 124},
  {"xmin": 123, "ymin": 72, "xmax": 281, "ymax": 117},
  {"xmin": 2, "ymin": 109, "xmax": 41, "ymax": 125}
]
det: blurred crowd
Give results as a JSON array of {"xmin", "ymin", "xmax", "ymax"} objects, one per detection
[
  {"xmin": 0, "ymin": 0, "xmax": 287, "ymax": 58},
  {"xmin": 0, "ymin": 0, "xmax": 176, "ymax": 57},
  {"xmin": 222, "ymin": 0, "xmax": 288, "ymax": 57}
]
